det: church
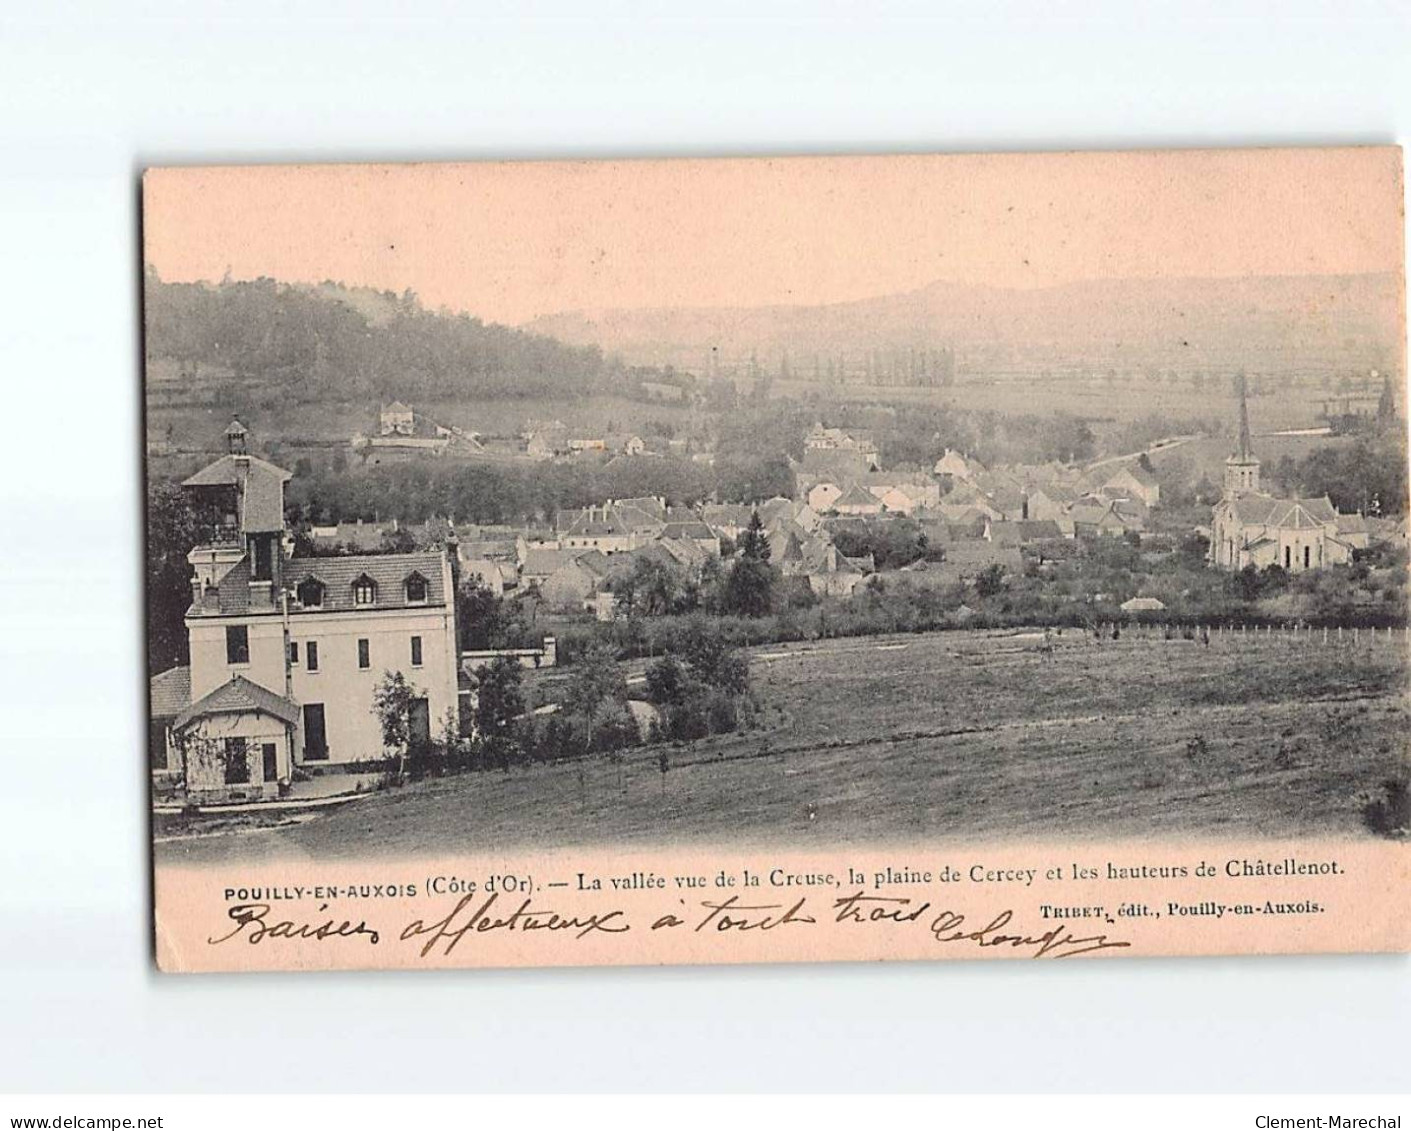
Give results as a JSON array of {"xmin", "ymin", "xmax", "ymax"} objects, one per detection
[{"xmin": 1208, "ymin": 376, "xmax": 1358, "ymax": 573}]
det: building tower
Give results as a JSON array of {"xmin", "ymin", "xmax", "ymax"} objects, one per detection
[{"xmin": 1223, "ymin": 372, "xmax": 1261, "ymax": 497}]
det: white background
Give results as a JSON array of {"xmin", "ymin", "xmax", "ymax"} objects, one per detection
[{"xmin": 0, "ymin": 0, "xmax": 1407, "ymax": 1094}]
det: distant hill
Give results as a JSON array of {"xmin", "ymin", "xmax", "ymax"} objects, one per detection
[
  {"xmin": 524, "ymin": 272, "xmax": 1404, "ymax": 380},
  {"xmin": 144, "ymin": 273, "xmax": 614, "ymax": 404}
]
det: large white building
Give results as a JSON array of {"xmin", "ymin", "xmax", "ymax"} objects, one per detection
[{"xmin": 151, "ymin": 420, "xmax": 460, "ymax": 801}]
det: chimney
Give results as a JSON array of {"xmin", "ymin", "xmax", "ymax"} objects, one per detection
[{"xmin": 447, "ymin": 530, "xmax": 461, "ymax": 595}]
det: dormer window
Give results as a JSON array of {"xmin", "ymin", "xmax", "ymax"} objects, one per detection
[
  {"xmin": 405, "ymin": 572, "xmax": 428, "ymax": 604},
  {"xmin": 352, "ymin": 575, "xmax": 377, "ymax": 606},
  {"xmin": 296, "ymin": 578, "xmax": 325, "ymax": 608}
]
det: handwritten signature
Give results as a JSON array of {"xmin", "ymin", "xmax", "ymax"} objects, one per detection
[{"xmin": 207, "ymin": 890, "xmax": 1131, "ymax": 960}]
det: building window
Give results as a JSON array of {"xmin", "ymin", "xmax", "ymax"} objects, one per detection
[
  {"xmin": 1284, "ymin": 546, "xmax": 1291, "ymax": 569},
  {"xmin": 353, "ymin": 575, "xmax": 377, "ymax": 606},
  {"xmin": 289, "ymin": 641, "xmax": 299, "ymax": 665},
  {"xmin": 223, "ymin": 737, "xmax": 249, "ymax": 784},
  {"xmin": 405, "ymin": 573, "xmax": 428, "ymax": 604},
  {"xmin": 306, "ymin": 641, "xmax": 319, "ymax": 672},
  {"xmin": 410, "ymin": 635, "xmax": 423, "ymax": 666},
  {"xmin": 358, "ymin": 638, "xmax": 370, "ymax": 669},
  {"xmin": 297, "ymin": 578, "xmax": 325, "ymax": 608},
  {"xmin": 253, "ymin": 536, "xmax": 274, "ymax": 582},
  {"xmin": 225, "ymin": 625, "xmax": 249, "ymax": 665},
  {"xmin": 1304, "ymin": 545, "xmax": 1311, "ymax": 569},
  {"xmin": 302, "ymin": 703, "xmax": 327, "ymax": 760}
]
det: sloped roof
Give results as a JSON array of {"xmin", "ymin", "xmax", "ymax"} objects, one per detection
[
  {"xmin": 459, "ymin": 539, "xmax": 519, "ymax": 561},
  {"xmin": 835, "ymin": 484, "xmax": 881, "ymax": 508},
  {"xmin": 1067, "ymin": 503, "xmax": 1115, "ymax": 526},
  {"xmin": 213, "ymin": 555, "xmax": 251, "ymax": 614},
  {"xmin": 313, "ymin": 521, "xmax": 394, "ymax": 551},
  {"xmin": 182, "ymin": 454, "xmax": 292, "ymax": 534},
  {"xmin": 1229, "ymin": 494, "xmax": 1284, "ymax": 525},
  {"xmin": 1098, "ymin": 461, "xmax": 1160, "ymax": 490},
  {"xmin": 1028, "ymin": 482, "xmax": 1077, "ymax": 504},
  {"xmin": 615, "ymin": 497, "xmax": 669, "ymax": 521},
  {"xmin": 756, "ymin": 496, "xmax": 797, "ymax": 521},
  {"xmin": 662, "ymin": 519, "xmax": 716, "ymax": 541},
  {"xmin": 767, "ymin": 528, "xmax": 805, "ymax": 562},
  {"xmin": 702, "ymin": 503, "xmax": 753, "ymax": 529},
  {"xmin": 150, "ymin": 666, "xmax": 191, "ymax": 719},
  {"xmin": 1121, "ymin": 596, "xmax": 1166, "ymax": 611},
  {"xmin": 1282, "ymin": 496, "xmax": 1338, "ymax": 525},
  {"xmin": 1229, "ymin": 493, "xmax": 1339, "ymax": 528},
  {"xmin": 173, "ymin": 675, "xmax": 300, "ymax": 732},
  {"xmin": 459, "ymin": 558, "xmax": 512, "ymax": 588},
  {"xmin": 285, "ymin": 551, "xmax": 447, "ymax": 611},
  {"xmin": 656, "ymin": 537, "xmax": 710, "ymax": 568},
  {"xmin": 574, "ymin": 549, "xmax": 614, "ymax": 578}
]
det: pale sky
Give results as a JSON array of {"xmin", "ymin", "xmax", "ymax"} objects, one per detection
[{"xmin": 144, "ymin": 147, "xmax": 1404, "ymax": 326}]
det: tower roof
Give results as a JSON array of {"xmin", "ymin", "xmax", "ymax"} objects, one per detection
[
  {"xmin": 182, "ymin": 453, "xmax": 292, "ymax": 533},
  {"xmin": 1235, "ymin": 372, "xmax": 1254, "ymax": 461}
]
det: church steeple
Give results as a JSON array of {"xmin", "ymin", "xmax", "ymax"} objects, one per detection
[{"xmin": 1224, "ymin": 372, "xmax": 1261, "ymax": 497}]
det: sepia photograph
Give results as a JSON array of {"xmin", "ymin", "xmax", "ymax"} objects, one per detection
[
  {"xmin": 145, "ymin": 150, "xmax": 1408, "ymax": 868},
  {"xmin": 139, "ymin": 149, "xmax": 1411, "ymax": 975}
]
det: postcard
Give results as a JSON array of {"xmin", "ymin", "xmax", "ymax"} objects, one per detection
[{"xmin": 144, "ymin": 148, "xmax": 1409, "ymax": 972}]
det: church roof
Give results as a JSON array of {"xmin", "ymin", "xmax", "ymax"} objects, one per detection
[{"xmin": 1226, "ymin": 493, "xmax": 1340, "ymax": 530}]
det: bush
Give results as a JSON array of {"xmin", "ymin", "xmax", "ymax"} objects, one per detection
[{"xmin": 1363, "ymin": 778, "xmax": 1410, "ymax": 838}]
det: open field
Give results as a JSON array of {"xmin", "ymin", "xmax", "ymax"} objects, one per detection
[
  {"xmin": 1147, "ymin": 431, "xmax": 1359, "ymax": 483},
  {"xmin": 157, "ymin": 628, "xmax": 1410, "ymax": 864},
  {"xmin": 772, "ymin": 376, "xmax": 1329, "ymax": 434}
]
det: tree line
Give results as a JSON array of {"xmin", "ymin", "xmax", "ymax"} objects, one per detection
[{"xmin": 145, "ymin": 272, "xmax": 613, "ymax": 404}]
